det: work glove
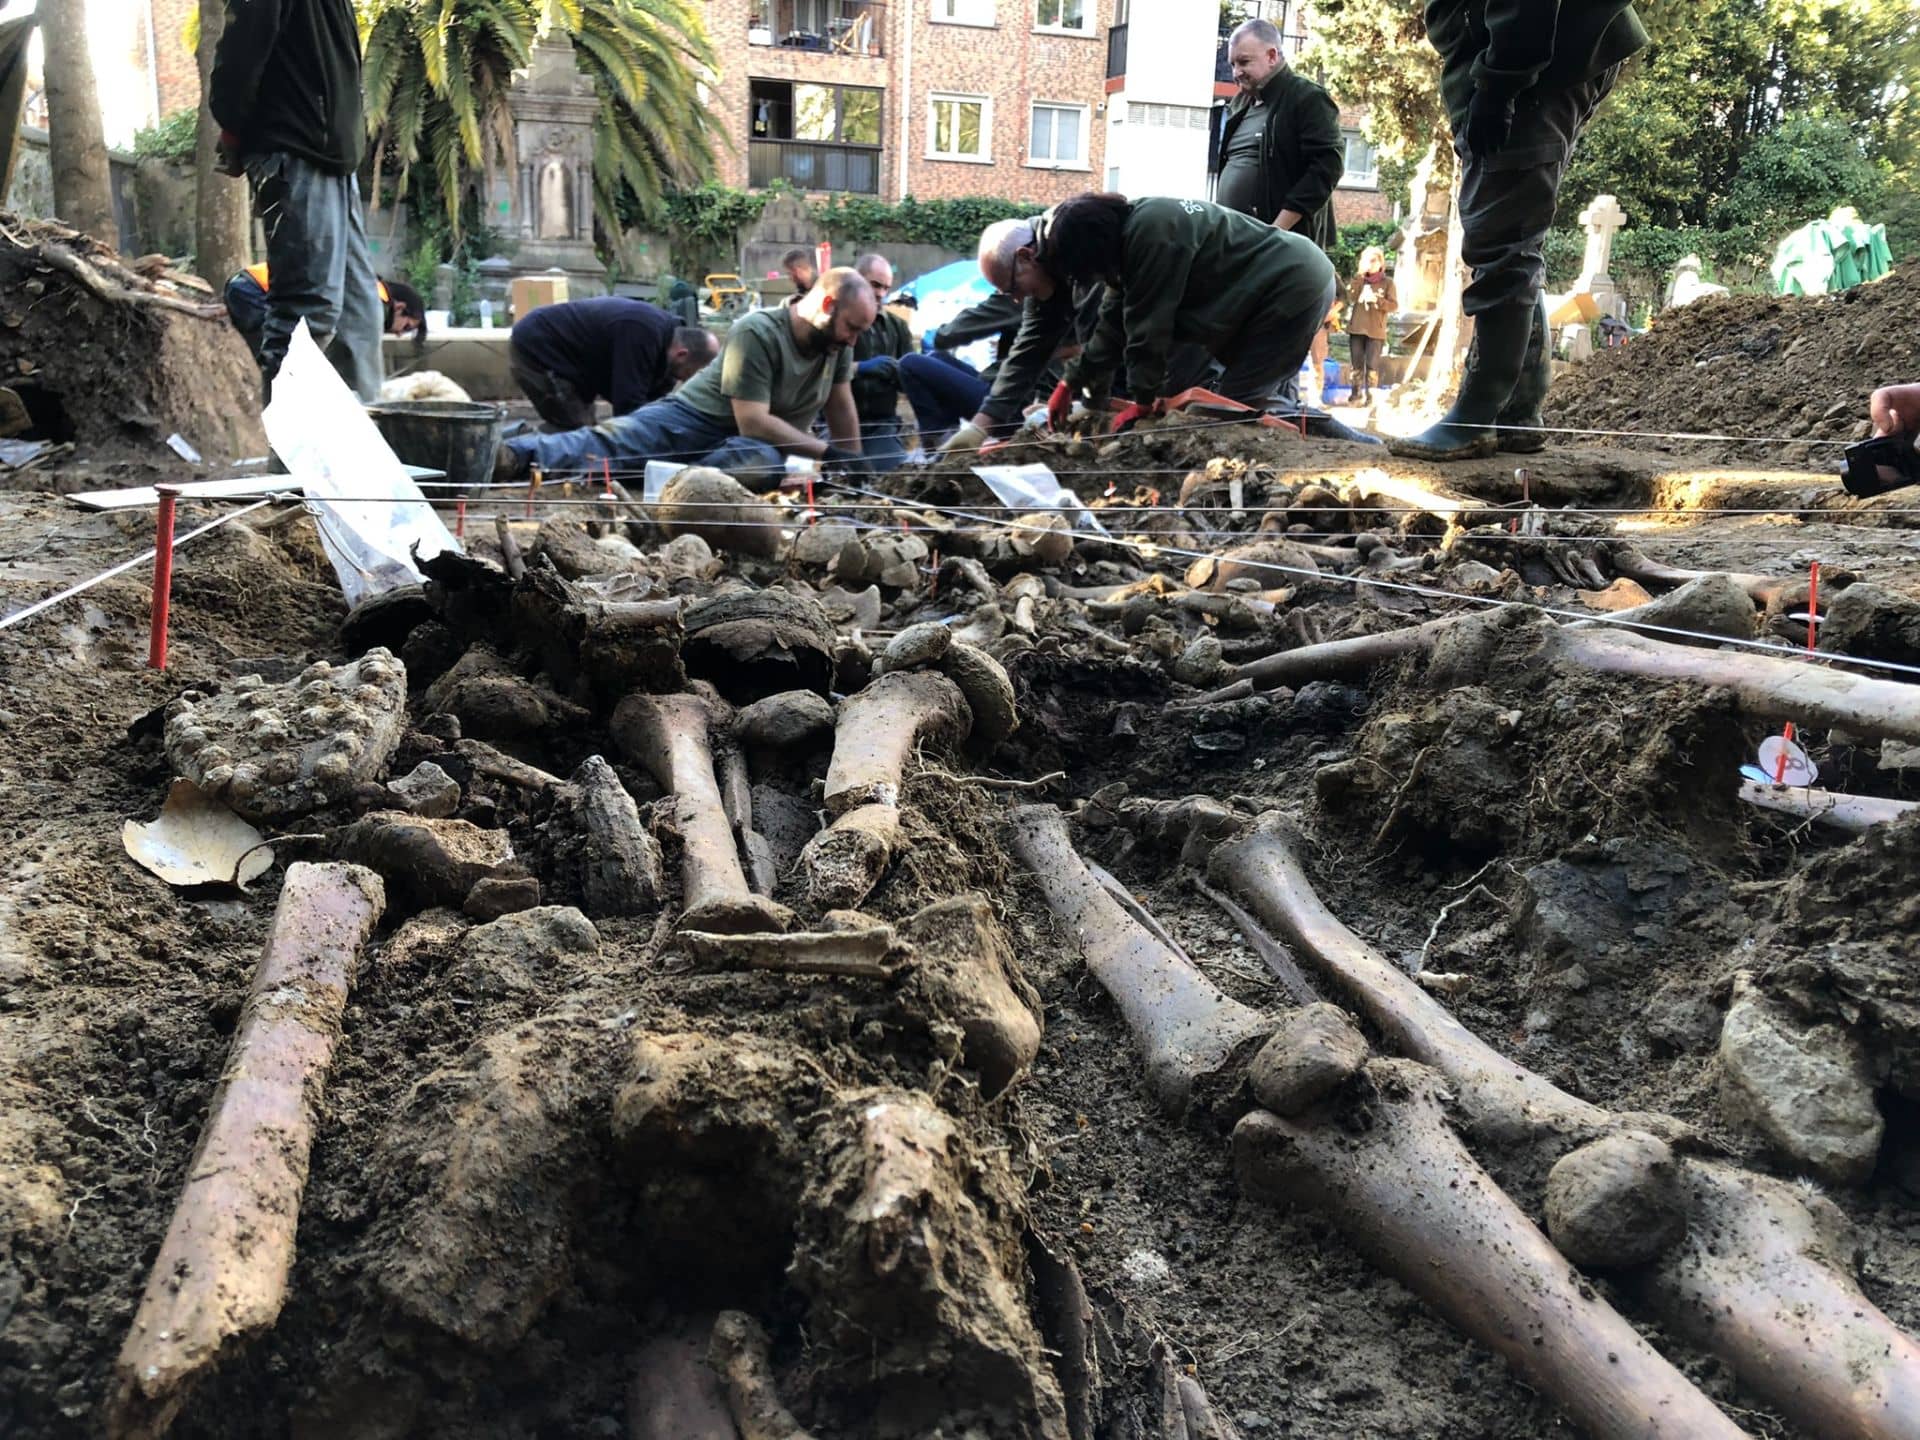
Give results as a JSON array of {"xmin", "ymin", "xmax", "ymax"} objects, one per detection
[
  {"xmin": 820, "ymin": 444, "xmax": 874, "ymax": 477},
  {"xmin": 939, "ymin": 422, "xmax": 987, "ymax": 454},
  {"xmin": 855, "ymin": 355, "xmax": 900, "ymax": 384},
  {"xmin": 1462, "ymin": 88, "xmax": 1514, "ymax": 160},
  {"xmin": 1109, "ymin": 397, "xmax": 1167, "ymax": 435},
  {"xmin": 216, "ymin": 129, "xmax": 245, "ymax": 177},
  {"xmin": 1046, "ymin": 381, "xmax": 1073, "ymax": 431}
]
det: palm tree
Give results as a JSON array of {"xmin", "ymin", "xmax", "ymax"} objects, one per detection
[{"xmin": 360, "ymin": 0, "xmax": 717, "ymax": 241}]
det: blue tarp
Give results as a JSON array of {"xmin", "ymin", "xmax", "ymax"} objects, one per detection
[{"xmin": 896, "ymin": 260, "xmax": 997, "ymax": 372}]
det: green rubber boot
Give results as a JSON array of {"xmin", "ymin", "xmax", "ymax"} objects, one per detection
[
  {"xmin": 1387, "ymin": 302, "xmax": 1535, "ymax": 462},
  {"xmin": 1494, "ymin": 297, "xmax": 1552, "ymax": 453}
]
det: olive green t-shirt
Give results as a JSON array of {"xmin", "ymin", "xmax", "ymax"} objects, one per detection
[{"xmin": 675, "ymin": 305, "xmax": 853, "ymax": 429}]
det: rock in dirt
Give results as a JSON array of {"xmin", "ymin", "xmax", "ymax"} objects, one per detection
[
  {"xmin": 1820, "ymin": 583, "xmax": 1920, "ymax": 667},
  {"xmin": 877, "ymin": 620, "xmax": 953, "ymax": 673},
  {"xmin": 734, "ymin": 690, "xmax": 835, "ymax": 756},
  {"xmin": 462, "ymin": 874, "xmax": 542, "ymax": 919},
  {"xmin": 658, "ymin": 468, "xmax": 785, "ymax": 558},
  {"xmin": 387, "ymin": 761, "xmax": 460, "ymax": 818},
  {"xmin": 452, "ymin": 905, "xmax": 600, "ymax": 997},
  {"xmin": 1248, "ymin": 1004, "xmax": 1368, "ymax": 1115},
  {"xmin": 941, "ymin": 641, "xmax": 1019, "ymax": 743},
  {"xmin": 1544, "ymin": 1131, "xmax": 1687, "ymax": 1269},
  {"xmin": 422, "ymin": 647, "xmax": 555, "ymax": 741},
  {"xmin": 331, "ymin": 813, "xmax": 514, "ymax": 909},
  {"xmin": 166, "ymin": 650, "xmax": 408, "ymax": 820},
  {"xmin": 1719, "ymin": 974, "xmax": 1883, "ymax": 1185}
]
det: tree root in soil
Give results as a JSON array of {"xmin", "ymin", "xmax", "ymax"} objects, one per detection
[{"xmin": 110, "ymin": 863, "xmax": 386, "ymax": 1439}]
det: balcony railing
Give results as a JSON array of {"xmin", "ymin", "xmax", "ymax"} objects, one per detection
[
  {"xmin": 1214, "ymin": 30, "xmax": 1307, "ymax": 83},
  {"xmin": 1106, "ymin": 22, "xmax": 1127, "ymax": 78},
  {"xmin": 749, "ymin": 139, "xmax": 882, "ymax": 194},
  {"xmin": 750, "ymin": 0, "xmax": 886, "ymax": 57}
]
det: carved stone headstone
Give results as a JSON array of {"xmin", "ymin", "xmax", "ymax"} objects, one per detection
[
  {"xmin": 488, "ymin": 12, "xmax": 607, "ymax": 295},
  {"xmin": 740, "ymin": 192, "xmax": 819, "ymax": 289},
  {"xmin": 1576, "ymin": 194, "xmax": 1627, "ymax": 320}
]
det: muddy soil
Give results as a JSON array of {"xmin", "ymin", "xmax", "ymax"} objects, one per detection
[
  {"xmin": 2, "ymin": 405, "xmax": 1918, "ymax": 1440},
  {"xmin": 1543, "ymin": 265, "xmax": 1920, "ymax": 470},
  {"xmin": 0, "ymin": 221, "xmax": 265, "ymax": 466}
]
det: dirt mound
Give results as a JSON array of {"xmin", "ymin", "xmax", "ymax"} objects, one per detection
[
  {"xmin": 0, "ymin": 215, "xmax": 265, "ymax": 464},
  {"xmin": 1542, "ymin": 264, "xmax": 1918, "ymax": 465}
]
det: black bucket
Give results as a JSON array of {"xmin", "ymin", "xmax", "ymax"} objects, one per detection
[{"xmin": 366, "ymin": 400, "xmax": 506, "ymax": 494}]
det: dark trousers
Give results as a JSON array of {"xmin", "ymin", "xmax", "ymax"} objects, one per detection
[
  {"xmin": 503, "ymin": 397, "xmax": 785, "ymax": 483},
  {"xmin": 1456, "ymin": 65, "xmax": 1621, "ymax": 315},
  {"xmin": 1220, "ymin": 275, "xmax": 1337, "ymax": 410},
  {"xmin": 224, "ymin": 271, "xmax": 269, "ymax": 362},
  {"xmin": 1348, "ymin": 333, "xmax": 1382, "ymax": 393},
  {"xmin": 245, "ymin": 151, "xmax": 383, "ymax": 400},
  {"xmin": 509, "ymin": 347, "xmax": 597, "ymax": 431},
  {"xmin": 899, "ymin": 351, "xmax": 990, "ymax": 442}
]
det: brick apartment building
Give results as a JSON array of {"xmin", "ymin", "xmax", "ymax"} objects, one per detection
[{"xmin": 704, "ymin": 0, "xmax": 1113, "ymax": 204}]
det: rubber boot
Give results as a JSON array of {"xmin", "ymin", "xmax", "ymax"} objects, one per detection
[
  {"xmin": 1494, "ymin": 297, "xmax": 1552, "ymax": 453},
  {"xmin": 1387, "ymin": 302, "xmax": 1535, "ymax": 461}
]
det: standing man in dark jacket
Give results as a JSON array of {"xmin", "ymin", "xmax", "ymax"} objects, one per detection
[
  {"xmin": 1390, "ymin": 0, "xmax": 1647, "ymax": 460},
  {"xmin": 1213, "ymin": 19, "xmax": 1344, "ymax": 252},
  {"xmin": 1212, "ymin": 18, "xmax": 1344, "ymax": 408},
  {"xmin": 209, "ymin": 0, "xmax": 381, "ymax": 401},
  {"xmin": 844, "ymin": 253, "xmax": 917, "ymax": 471},
  {"xmin": 509, "ymin": 297, "xmax": 717, "ymax": 430}
]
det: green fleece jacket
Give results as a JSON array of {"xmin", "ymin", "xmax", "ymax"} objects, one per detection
[
  {"xmin": 1062, "ymin": 197, "xmax": 1335, "ymax": 399},
  {"xmin": 1426, "ymin": 0, "xmax": 1648, "ymax": 126}
]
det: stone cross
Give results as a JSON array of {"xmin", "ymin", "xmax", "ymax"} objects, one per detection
[{"xmin": 1577, "ymin": 194, "xmax": 1627, "ymax": 286}]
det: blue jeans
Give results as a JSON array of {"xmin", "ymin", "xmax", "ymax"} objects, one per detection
[
  {"xmin": 861, "ymin": 416, "xmax": 910, "ymax": 473},
  {"xmin": 247, "ymin": 152, "xmax": 383, "ymax": 401},
  {"xmin": 899, "ymin": 352, "xmax": 989, "ymax": 443},
  {"xmin": 224, "ymin": 271, "xmax": 269, "ymax": 363},
  {"xmin": 505, "ymin": 397, "xmax": 785, "ymax": 482}
]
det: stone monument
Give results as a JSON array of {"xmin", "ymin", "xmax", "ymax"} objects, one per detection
[
  {"xmin": 1666, "ymin": 254, "xmax": 1727, "ymax": 310},
  {"xmin": 488, "ymin": 7, "xmax": 607, "ymax": 296},
  {"xmin": 1575, "ymin": 194, "xmax": 1627, "ymax": 320}
]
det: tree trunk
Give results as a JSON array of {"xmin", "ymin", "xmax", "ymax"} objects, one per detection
[
  {"xmin": 193, "ymin": 0, "xmax": 251, "ymax": 284},
  {"xmin": 38, "ymin": 0, "xmax": 117, "ymax": 248}
]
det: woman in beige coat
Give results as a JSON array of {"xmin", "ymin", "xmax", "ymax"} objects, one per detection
[{"xmin": 1345, "ymin": 246, "xmax": 1396, "ymax": 405}]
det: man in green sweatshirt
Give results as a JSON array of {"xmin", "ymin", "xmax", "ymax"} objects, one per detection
[
  {"xmin": 1391, "ymin": 0, "xmax": 1648, "ymax": 460},
  {"xmin": 975, "ymin": 194, "xmax": 1373, "ymax": 440}
]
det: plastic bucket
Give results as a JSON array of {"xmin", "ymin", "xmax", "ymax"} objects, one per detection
[{"xmin": 365, "ymin": 400, "xmax": 506, "ymax": 494}]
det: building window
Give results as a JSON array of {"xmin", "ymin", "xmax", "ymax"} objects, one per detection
[
  {"xmin": 750, "ymin": 79, "xmax": 883, "ymax": 193},
  {"xmin": 1342, "ymin": 129, "xmax": 1379, "ymax": 188},
  {"xmin": 1035, "ymin": 0, "xmax": 1089, "ymax": 34},
  {"xmin": 1123, "ymin": 102, "xmax": 1209, "ymax": 129},
  {"xmin": 934, "ymin": 0, "xmax": 995, "ymax": 25},
  {"xmin": 1029, "ymin": 101, "xmax": 1088, "ymax": 167},
  {"xmin": 929, "ymin": 93, "xmax": 991, "ymax": 161}
]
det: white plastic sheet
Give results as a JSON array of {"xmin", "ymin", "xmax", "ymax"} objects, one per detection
[
  {"xmin": 968, "ymin": 462, "xmax": 1111, "ymax": 537},
  {"xmin": 262, "ymin": 321, "xmax": 461, "ymax": 605}
]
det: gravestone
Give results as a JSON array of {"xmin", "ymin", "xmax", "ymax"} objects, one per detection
[
  {"xmin": 740, "ymin": 192, "xmax": 819, "ymax": 293},
  {"xmin": 1666, "ymin": 254, "xmax": 1727, "ymax": 310},
  {"xmin": 1576, "ymin": 194, "xmax": 1627, "ymax": 320},
  {"xmin": 486, "ymin": 11, "xmax": 607, "ymax": 296},
  {"xmin": 1392, "ymin": 148, "xmax": 1450, "ymax": 312}
]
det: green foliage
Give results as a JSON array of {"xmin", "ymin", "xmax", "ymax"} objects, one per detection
[
  {"xmin": 1299, "ymin": 0, "xmax": 1445, "ymax": 210},
  {"xmin": 1714, "ymin": 113, "xmax": 1885, "ymax": 232},
  {"xmin": 813, "ymin": 193, "xmax": 1033, "ymax": 251},
  {"xmin": 1327, "ymin": 219, "xmax": 1398, "ymax": 278},
  {"xmin": 131, "ymin": 108, "xmax": 198, "ymax": 163},
  {"xmin": 359, "ymin": 0, "xmax": 718, "ymax": 242}
]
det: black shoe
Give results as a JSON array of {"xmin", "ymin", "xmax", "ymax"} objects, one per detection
[
  {"xmin": 1494, "ymin": 297, "xmax": 1552, "ymax": 453},
  {"xmin": 1388, "ymin": 302, "xmax": 1536, "ymax": 461}
]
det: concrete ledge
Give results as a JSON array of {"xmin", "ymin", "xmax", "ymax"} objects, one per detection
[{"xmin": 384, "ymin": 330, "xmax": 516, "ymax": 401}]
